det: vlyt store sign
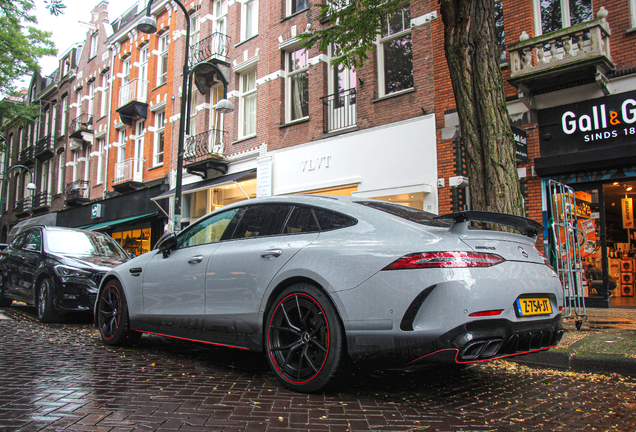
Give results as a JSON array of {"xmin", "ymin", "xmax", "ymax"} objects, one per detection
[{"xmin": 536, "ymin": 91, "xmax": 636, "ymax": 175}]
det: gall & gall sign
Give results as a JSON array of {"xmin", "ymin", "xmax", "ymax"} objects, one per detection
[{"xmin": 538, "ymin": 91, "xmax": 636, "ymax": 158}]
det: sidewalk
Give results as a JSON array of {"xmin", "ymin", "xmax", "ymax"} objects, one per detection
[{"xmin": 512, "ymin": 307, "xmax": 636, "ymax": 377}]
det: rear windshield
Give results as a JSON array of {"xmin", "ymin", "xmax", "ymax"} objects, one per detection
[{"xmin": 355, "ymin": 201, "xmax": 450, "ymax": 227}]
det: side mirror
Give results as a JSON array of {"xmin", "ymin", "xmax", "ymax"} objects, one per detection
[
  {"xmin": 24, "ymin": 244, "xmax": 39, "ymax": 251},
  {"xmin": 157, "ymin": 232, "xmax": 177, "ymax": 258}
]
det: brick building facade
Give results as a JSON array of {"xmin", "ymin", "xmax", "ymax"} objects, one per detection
[{"xmin": 3, "ymin": 0, "xmax": 636, "ymax": 306}]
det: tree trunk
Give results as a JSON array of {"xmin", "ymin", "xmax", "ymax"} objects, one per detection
[{"xmin": 440, "ymin": 0, "xmax": 524, "ymax": 216}]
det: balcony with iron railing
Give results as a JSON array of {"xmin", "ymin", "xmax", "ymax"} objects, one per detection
[
  {"xmin": 15, "ymin": 196, "xmax": 32, "ymax": 215},
  {"xmin": 68, "ymin": 113, "xmax": 94, "ymax": 140},
  {"xmin": 184, "ymin": 129, "xmax": 228, "ymax": 178},
  {"xmin": 18, "ymin": 146, "xmax": 34, "ymax": 164},
  {"xmin": 321, "ymin": 88, "xmax": 357, "ymax": 134},
  {"xmin": 35, "ymin": 135, "xmax": 55, "ymax": 160},
  {"xmin": 64, "ymin": 180, "xmax": 90, "ymax": 206},
  {"xmin": 113, "ymin": 157, "xmax": 145, "ymax": 192},
  {"xmin": 508, "ymin": 7, "xmax": 614, "ymax": 95},
  {"xmin": 31, "ymin": 191, "xmax": 52, "ymax": 209},
  {"xmin": 116, "ymin": 79, "xmax": 149, "ymax": 126},
  {"xmin": 189, "ymin": 33, "xmax": 230, "ymax": 67}
]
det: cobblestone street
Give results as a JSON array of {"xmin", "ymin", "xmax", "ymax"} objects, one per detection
[{"xmin": 1, "ymin": 307, "xmax": 635, "ymax": 432}]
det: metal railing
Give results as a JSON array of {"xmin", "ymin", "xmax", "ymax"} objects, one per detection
[
  {"xmin": 18, "ymin": 146, "xmax": 34, "ymax": 163},
  {"xmin": 321, "ymin": 88, "xmax": 357, "ymax": 134},
  {"xmin": 35, "ymin": 135, "xmax": 55, "ymax": 157},
  {"xmin": 64, "ymin": 180, "xmax": 89, "ymax": 202},
  {"xmin": 15, "ymin": 196, "xmax": 32, "ymax": 213},
  {"xmin": 509, "ymin": 8, "xmax": 612, "ymax": 80},
  {"xmin": 189, "ymin": 32, "xmax": 230, "ymax": 66},
  {"xmin": 32, "ymin": 191, "xmax": 52, "ymax": 209},
  {"xmin": 184, "ymin": 129, "xmax": 226, "ymax": 165},
  {"xmin": 118, "ymin": 79, "xmax": 149, "ymax": 108},
  {"xmin": 113, "ymin": 157, "xmax": 144, "ymax": 184},
  {"xmin": 68, "ymin": 113, "xmax": 94, "ymax": 136}
]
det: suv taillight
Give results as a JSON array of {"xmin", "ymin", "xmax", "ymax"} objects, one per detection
[{"xmin": 382, "ymin": 252, "xmax": 505, "ymax": 270}]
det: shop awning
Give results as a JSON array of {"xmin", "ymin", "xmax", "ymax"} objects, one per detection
[
  {"xmin": 83, "ymin": 212, "xmax": 158, "ymax": 232},
  {"xmin": 151, "ymin": 169, "xmax": 257, "ymax": 201}
]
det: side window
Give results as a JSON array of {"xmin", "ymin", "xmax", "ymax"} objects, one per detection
[
  {"xmin": 25, "ymin": 230, "xmax": 42, "ymax": 251},
  {"xmin": 177, "ymin": 209, "xmax": 239, "ymax": 249},
  {"xmin": 314, "ymin": 208, "xmax": 357, "ymax": 231},
  {"xmin": 231, "ymin": 205, "xmax": 292, "ymax": 239},
  {"xmin": 284, "ymin": 206, "xmax": 319, "ymax": 234},
  {"xmin": 10, "ymin": 232, "xmax": 28, "ymax": 249}
]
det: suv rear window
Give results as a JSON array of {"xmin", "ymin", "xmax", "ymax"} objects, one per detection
[{"xmin": 356, "ymin": 201, "xmax": 450, "ymax": 227}]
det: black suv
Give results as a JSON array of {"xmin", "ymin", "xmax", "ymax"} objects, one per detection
[{"xmin": 0, "ymin": 226, "xmax": 129, "ymax": 322}]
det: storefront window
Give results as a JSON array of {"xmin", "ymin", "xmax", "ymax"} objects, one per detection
[
  {"xmin": 112, "ymin": 228, "xmax": 151, "ymax": 257},
  {"xmin": 570, "ymin": 182, "xmax": 636, "ymax": 307}
]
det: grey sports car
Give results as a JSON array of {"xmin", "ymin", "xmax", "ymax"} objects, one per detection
[{"xmin": 95, "ymin": 195, "xmax": 563, "ymax": 392}]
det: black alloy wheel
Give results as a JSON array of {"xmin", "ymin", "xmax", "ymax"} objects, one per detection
[
  {"xmin": 97, "ymin": 280, "xmax": 141, "ymax": 346},
  {"xmin": 266, "ymin": 283, "xmax": 347, "ymax": 393},
  {"xmin": 37, "ymin": 277, "xmax": 59, "ymax": 323}
]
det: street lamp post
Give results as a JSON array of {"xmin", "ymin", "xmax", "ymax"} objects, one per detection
[{"xmin": 137, "ymin": 1, "xmax": 234, "ymax": 232}]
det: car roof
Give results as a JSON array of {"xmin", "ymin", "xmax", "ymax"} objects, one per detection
[{"xmin": 24, "ymin": 225, "xmax": 107, "ymax": 235}]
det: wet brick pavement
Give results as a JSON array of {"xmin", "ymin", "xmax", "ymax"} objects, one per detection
[{"xmin": 1, "ymin": 306, "xmax": 636, "ymax": 432}]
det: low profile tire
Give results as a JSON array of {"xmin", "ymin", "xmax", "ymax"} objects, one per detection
[
  {"xmin": 37, "ymin": 277, "xmax": 59, "ymax": 323},
  {"xmin": 97, "ymin": 280, "xmax": 142, "ymax": 346},
  {"xmin": 0, "ymin": 276, "xmax": 12, "ymax": 307},
  {"xmin": 265, "ymin": 283, "xmax": 348, "ymax": 393}
]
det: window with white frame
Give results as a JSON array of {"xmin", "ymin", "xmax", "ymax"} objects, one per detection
[
  {"xmin": 157, "ymin": 33, "xmax": 169, "ymax": 86},
  {"xmin": 96, "ymin": 138, "xmax": 104, "ymax": 184},
  {"xmin": 214, "ymin": 0, "xmax": 228, "ymax": 34},
  {"xmin": 51, "ymin": 102, "xmax": 57, "ymax": 137},
  {"xmin": 287, "ymin": 0, "xmax": 308, "ymax": 16},
  {"xmin": 15, "ymin": 174, "xmax": 21, "ymax": 204},
  {"xmin": 60, "ymin": 97, "xmax": 67, "ymax": 134},
  {"xmin": 632, "ymin": 0, "xmax": 636, "ymax": 29},
  {"xmin": 117, "ymin": 129, "xmax": 127, "ymax": 165},
  {"xmin": 72, "ymin": 150, "xmax": 78, "ymax": 182},
  {"xmin": 190, "ymin": 11, "xmax": 201, "ymax": 47},
  {"xmin": 286, "ymin": 47, "xmax": 309, "ymax": 122},
  {"xmin": 88, "ymin": 82, "xmax": 95, "ymax": 117},
  {"xmin": 241, "ymin": 0, "xmax": 258, "ymax": 41},
  {"xmin": 535, "ymin": 0, "xmax": 592, "ymax": 35},
  {"xmin": 44, "ymin": 110, "xmax": 50, "ymax": 137},
  {"xmin": 122, "ymin": 58, "xmax": 130, "ymax": 87},
  {"xmin": 83, "ymin": 145, "xmax": 90, "ymax": 181},
  {"xmin": 76, "ymin": 88, "xmax": 82, "ymax": 117},
  {"xmin": 154, "ymin": 111, "xmax": 165, "ymax": 166},
  {"xmin": 89, "ymin": 32, "xmax": 98, "ymax": 59},
  {"xmin": 239, "ymin": 70, "xmax": 257, "ymax": 138},
  {"xmin": 377, "ymin": 5, "xmax": 413, "ymax": 97},
  {"xmin": 18, "ymin": 128, "xmax": 24, "ymax": 151},
  {"xmin": 41, "ymin": 161, "xmax": 49, "ymax": 192},
  {"xmin": 57, "ymin": 152, "xmax": 65, "ymax": 193},
  {"xmin": 208, "ymin": 86, "xmax": 224, "ymax": 152},
  {"xmin": 100, "ymin": 73, "xmax": 109, "ymax": 117}
]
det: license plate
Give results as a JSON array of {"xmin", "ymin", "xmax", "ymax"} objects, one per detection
[{"xmin": 516, "ymin": 298, "xmax": 552, "ymax": 316}]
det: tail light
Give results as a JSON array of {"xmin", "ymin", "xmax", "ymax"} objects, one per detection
[{"xmin": 383, "ymin": 252, "xmax": 505, "ymax": 270}]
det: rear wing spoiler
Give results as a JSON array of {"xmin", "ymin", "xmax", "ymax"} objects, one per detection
[{"xmin": 434, "ymin": 211, "xmax": 544, "ymax": 238}]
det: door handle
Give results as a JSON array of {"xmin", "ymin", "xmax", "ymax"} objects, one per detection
[
  {"xmin": 261, "ymin": 249, "xmax": 283, "ymax": 259},
  {"xmin": 188, "ymin": 255, "xmax": 204, "ymax": 264}
]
